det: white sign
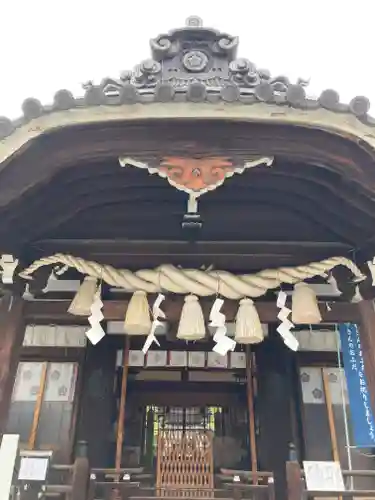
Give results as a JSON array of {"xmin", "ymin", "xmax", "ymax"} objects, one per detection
[
  {"xmin": 0, "ymin": 434, "xmax": 19, "ymax": 500},
  {"xmin": 18, "ymin": 457, "xmax": 49, "ymax": 481},
  {"xmin": 303, "ymin": 461, "xmax": 345, "ymax": 492}
]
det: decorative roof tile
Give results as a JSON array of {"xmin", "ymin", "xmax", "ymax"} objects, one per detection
[{"xmin": 0, "ymin": 16, "xmax": 373, "ymax": 140}]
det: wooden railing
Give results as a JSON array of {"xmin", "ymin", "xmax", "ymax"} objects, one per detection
[
  {"xmin": 15, "ymin": 455, "xmax": 375, "ymax": 500},
  {"xmin": 85, "ymin": 467, "xmax": 275, "ymax": 500},
  {"xmin": 11, "ymin": 456, "xmax": 89, "ymax": 500},
  {"xmin": 286, "ymin": 460, "xmax": 375, "ymax": 500}
]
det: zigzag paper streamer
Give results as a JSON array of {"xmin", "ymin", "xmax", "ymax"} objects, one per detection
[
  {"xmin": 368, "ymin": 258, "xmax": 375, "ymax": 286},
  {"xmin": 86, "ymin": 289, "xmax": 105, "ymax": 345},
  {"xmin": 0, "ymin": 254, "xmax": 19, "ymax": 284},
  {"xmin": 210, "ymin": 298, "xmax": 236, "ymax": 356},
  {"xmin": 351, "ymin": 284, "xmax": 363, "ymax": 304},
  {"xmin": 276, "ymin": 290, "xmax": 299, "ymax": 351},
  {"xmin": 142, "ymin": 293, "xmax": 165, "ymax": 354}
]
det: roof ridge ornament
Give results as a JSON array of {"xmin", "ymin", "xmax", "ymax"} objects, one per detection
[
  {"xmin": 185, "ymin": 16, "xmax": 203, "ymax": 27},
  {"xmin": 80, "ymin": 18, "xmax": 321, "ymax": 106},
  {"xmin": 0, "ymin": 18, "xmax": 373, "ymax": 142}
]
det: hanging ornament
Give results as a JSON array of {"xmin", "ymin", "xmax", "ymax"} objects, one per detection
[
  {"xmin": 0, "ymin": 254, "xmax": 19, "ymax": 284},
  {"xmin": 177, "ymin": 294, "xmax": 206, "ymax": 341},
  {"xmin": 234, "ymin": 298, "xmax": 264, "ymax": 344},
  {"xmin": 291, "ymin": 282, "xmax": 322, "ymax": 324},
  {"xmin": 142, "ymin": 293, "xmax": 165, "ymax": 354},
  {"xmin": 124, "ymin": 290, "xmax": 152, "ymax": 335},
  {"xmin": 210, "ymin": 298, "xmax": 235, "ymax": 356},
  {"xmin": 86, "ymin": 287, "xmax": 105, "ymax": 345},
  {"xmin": 276, "ymin": 290, "xmax": 299, "ymax": 351},
  {"xmin": 68, "ymin": 276, "xmax": 98, "ymax": 316}
]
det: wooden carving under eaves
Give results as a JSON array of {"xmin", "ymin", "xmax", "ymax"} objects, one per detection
[{"xmin": 119, "ymin": 155, "xmax": 273, "ymax": 198}]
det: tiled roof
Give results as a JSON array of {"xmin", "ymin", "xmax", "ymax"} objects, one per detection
[{"xmin": 0, "ymin": 15, "xmax": 373, "ymax": 141}]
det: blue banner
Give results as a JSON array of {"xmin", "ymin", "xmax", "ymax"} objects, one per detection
[{"xmin": 339, "ymin": 323, "xmax": 375, "ymax": 447}]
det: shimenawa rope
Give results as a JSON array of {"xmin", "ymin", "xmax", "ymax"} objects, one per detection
[{"xmin": 19, "ymin": 254, "xmax": 364, "ymax": 300}]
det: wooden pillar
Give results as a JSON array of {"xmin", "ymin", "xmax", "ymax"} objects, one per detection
[
  {"xmin": 357, "ymin": 300, "xmax": 375, "ymax": 417},
  {"xmin": 256, "ymin": 328, "xmax": 295, "ymax": 500},
  {"xmin": 76, "ymin": 335, "xmax": 117, "ymax": 467},
  {"xmin": 0, "ymin": 295, "xmax": 25, "ymax": 438}
]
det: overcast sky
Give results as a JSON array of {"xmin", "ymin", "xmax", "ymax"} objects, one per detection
[{"xmin": 1, "ymin": 0, "xmax": 374, "ymax": 119}]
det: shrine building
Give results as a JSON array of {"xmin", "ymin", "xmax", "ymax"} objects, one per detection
[{"xmin": 2, "ymin": 16, "xmax": 375, "ymax": 500}]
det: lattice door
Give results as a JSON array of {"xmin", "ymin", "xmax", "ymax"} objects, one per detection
[{"xmin": 156, "ymin": 429, "xmax": 214, "ymax": 497}]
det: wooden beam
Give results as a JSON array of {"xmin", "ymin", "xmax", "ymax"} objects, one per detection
[
  {"xmin": 33, "ymin": 238, "xmax": 352, "ymax": 255},
  {"xmin": 24, "ymin": 298, "xmax": 360, "ymax": 323},
  {"xmin": 0, "ymin": 295, "xmax": 25, "ymax": 437},
  {"xmin": 28, "ymin": 239, "xmax": 352, "ymax": 272}
]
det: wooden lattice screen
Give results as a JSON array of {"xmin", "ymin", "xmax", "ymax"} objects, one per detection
[{"xmin": 156, "ymin": 430, "xmax": 214, "ymax": 497}]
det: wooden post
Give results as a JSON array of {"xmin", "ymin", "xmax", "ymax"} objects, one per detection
[
  {"xmin": 357, "ymin": 300, "xmax": 375, "ymax": 417},
  {"xmin": 322, "ymin": 370, "xmax": 342, "ymax": 500},
  {"xmin": 245, "ymin": 346, "xmax": 258, "ymax": 485},
  {"xmin": 0, "ymin": 295, "xmax": 25, "ymax": 438},
  {"xmin": 286, "ymin": 461, "xmax": 303, "ymax": 500},
  {"xmin": 28, "ymin": 362, "xmax": 48, "ymax": 449},
  {"xmin": 267, "ymin": 477, "xmax": 276, "ymax": 500},
  {"xmin": 76, "ymin": 336, "xmax": 117, "ymax": 467},
  {"xmin": 256, "ymin": 330, "xmax": 294, "ymax": 500},
  {"xmin": 322, "ymin": 370, "xmax": 340, "ymax": 463},
  {"xmin": 71, "ymin": 453, "xmax": 90, "ymax": 500},
  {"xmin": 115, "ymin": 335, "xmax": 130, "ymax": 471}
]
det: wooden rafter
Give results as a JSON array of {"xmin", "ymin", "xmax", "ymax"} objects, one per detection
[{"xmin": 24, "ymin": 299, "xmax": 361, "ymax": 324}]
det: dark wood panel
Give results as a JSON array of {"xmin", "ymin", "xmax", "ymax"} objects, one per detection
[
  {"xmin": 29, "ymin": 239, "xmax": 351, "ymax": 272},
  {"xmin": 24, "ymin": 298, "xmax": 361, "ymax": 323},
  {"xmin": 256, "ymin": 329, "xmax": 295, "ymax": 500},
  {"xmin": 127, "ymin": 381, "xmax": 245, "ymax": 407},
  {"xmin": 2, "ymin": 121, "xmax": 375, "ymax": 259},
  {"xmin": 0, "ymin": 295, "xmax": 26, "ymax": 437},
  {"xmin": 3, "ymin": 164, "xmax": 373, "ymax": 248},
  {"xmin": 76, "ymin": 335, "xmax": 117, "ymax": 467},
  {"xmin": 1, "ymin": 120, "xmax": 375, "ymax": 213}
]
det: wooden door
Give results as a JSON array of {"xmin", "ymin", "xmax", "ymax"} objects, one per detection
[{"xmin": 156, "ymin": 429, "xmax": 214, "ymax": 497}]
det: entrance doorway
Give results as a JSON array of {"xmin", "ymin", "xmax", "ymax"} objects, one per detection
[
  {"xmin": 121, "ymin": 378, "xmax": 250, "ymax": 472},
  {"xmin": 112, "ymin": 362, "xmax": 251, "ymax": 478}
]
